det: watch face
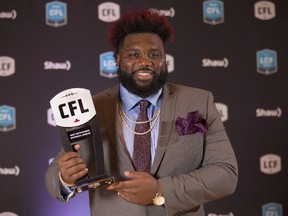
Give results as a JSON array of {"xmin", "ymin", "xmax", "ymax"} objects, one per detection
[{"xmin": 154, "ymin": 195, "xmax": 165, "ymax": 206}]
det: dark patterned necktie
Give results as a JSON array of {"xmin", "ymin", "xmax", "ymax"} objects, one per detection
[{"xmin": 132, "ymin": 100, "xmax": 151, "ymax": 172}]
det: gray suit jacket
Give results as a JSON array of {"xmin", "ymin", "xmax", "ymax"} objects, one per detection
[{"xmin": 45, "ymin": 83, "xmax": 238, "ymax": 216}]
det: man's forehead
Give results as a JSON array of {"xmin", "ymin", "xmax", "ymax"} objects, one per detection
[{"xmin": 122, "ymin": 33, "xmax": 164, "ymax": 48}]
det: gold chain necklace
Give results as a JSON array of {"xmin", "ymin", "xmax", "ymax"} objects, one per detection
[{"xmin": 118, "ymin": 103, "xmax": 161, "ymax": 135}]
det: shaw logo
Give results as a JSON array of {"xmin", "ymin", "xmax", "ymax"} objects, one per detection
[
  {"xmin": 0, "ymin": 212, "xmax": 18, "ymax": 216},
  {"xmin": 256, "ymin": 49, "xmax": 277, "ymax": 75},
  {"xmin": 0, "ymin": 56, "xmax": 15, "ymax": 77},
  {"xmin": 98, "ymin": 2, "xmax": 120, "ymax": 22},
  {"xmin": 0, "ymin": 10, "xmax": 17, "ymax": 19},
  {"xmin": 203, "ymin": 0, "xmax": 224, "ymax": 25},
  {"xmin": 166, "ymin": 54, "xmax": 175, "ymax": 73},
  {"xmin": 0, "ymin": 105, "xmax": 16, "ymax": 132},
  {"xmin": 44, "ymin": 60, "xmax": 71, "ymax": 71},
  {"xmin": 202, "ymin": 58, "xmax": 228, "ymax": 68},
  {"xmin": 99, "ymin": 51, "xmax": 118, "ymax": 78},
  {"xmin": 256, "ymin": 108, "xmax": 282, "ymax": 118},
  {"xmin": 0, "ymin": 166, "xmax": 20, "ymax": 176},
  {"xmin": 149, "ymin": 8, "xmax": 175, "ymax": 17},
  {"xmin": 46, "ymin": 1, "xmax": 67, "ymax": 27},
  {"xmin": 262, "ymin": 202, "xmax": 282, "ymax": 216},
  {"xmin": 208, "ymin": 213, "xmax": 234, "ymax": 216},
  {"xmin": 260, "ymin": 154, "xmax": 281, "ymax": 174},
  {"xmin": 255, "ymin": 1, "xmax": 276, "ymax": 20},
  {"xmin": 215, "ymin": 103, "xmax": 228, "ymax": 122}
]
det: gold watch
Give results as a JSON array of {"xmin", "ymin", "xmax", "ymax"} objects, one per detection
[{"xmin": 153, "ymin": 193, "xmax": 165, "ymax": 206}]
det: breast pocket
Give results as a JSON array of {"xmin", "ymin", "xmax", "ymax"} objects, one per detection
[{"xmin": 162, "ymin": 133, "xmax": 205, "ymax": 174}]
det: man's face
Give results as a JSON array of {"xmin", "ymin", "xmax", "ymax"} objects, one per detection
[{"xmin": 117, "ymin": 33, "xmax": 168, "ymax": 98}]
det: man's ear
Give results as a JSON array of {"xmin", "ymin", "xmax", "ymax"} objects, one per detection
[{"xmin": 116, "ymin": 53, "xmax": 120, "ymax": 66}]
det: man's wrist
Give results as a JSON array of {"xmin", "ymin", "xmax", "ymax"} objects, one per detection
[
  {"xmin": 153, "ymin": 181, "xmax": 165, "ymax": 206},
  {"xmin": 58, "ymin": 172, "xmax": 75, "ymax": 188}
]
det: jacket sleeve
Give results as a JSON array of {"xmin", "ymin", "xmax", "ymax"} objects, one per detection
[
  {"xmin": 45, "ymin": 149, "xmax": 76, "ymax": 202},
  {"xmin": 158, "ymin": 92, "xmax": 238, "ymax": 216}
]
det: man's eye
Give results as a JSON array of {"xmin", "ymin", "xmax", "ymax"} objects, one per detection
[
  {"xmin": 150, "ymin": 52, "xmax": 162, "ymax": 58},
  {"xmin": 128, "ymin": 53, "xmax": 139, "ymax": 58}
]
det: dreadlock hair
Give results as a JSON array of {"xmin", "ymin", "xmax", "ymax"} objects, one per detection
[{"xmin": 109, "ymin": 8, "xmax": 174, "ymax": 54}]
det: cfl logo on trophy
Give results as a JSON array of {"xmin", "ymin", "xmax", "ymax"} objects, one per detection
[
  {"xmin": 166, "ymin": 54, "xmax": 175, "ymax": 73},
  {"xmin": 215, "ymin": 103, "xmax": 228, "ymax": 122},
  {"xmin": 203, "ymin": 0, "xmax": 224, "ymax": 25},
  {"xmin": 46, "ymin": 1, "xmax": 67, "ymax": 27},
  {"xmin": 50, "ymin": 88, "xmax": 96, "ymax": 128},
  {"xmin": 262, "ymin": 202, "xmax": 282, "ymax": 216},
  {"xmin": 255, "ymin": 1, "xmax": 276, "ymax": 20},
  {"xmin": 98, "ymin": 2, "xmax": 120, "ymax": 22},
  {"xmin": 0, "ymin": 105, "xmax": 16, "ymax": 132},
  {"xmin": 257, "ymin": 49, "xmax": 277, "ymax": 75},
  {"xmin": 99, "ymin": 51, "xmax": 118, "ymax": 78},
  {"xmin": 0, "ymin": 56, "xmax": 15, "ymax": 77},
  {"xmin": 260, "ymin": 154, "xmax": 281, "ymax": 174}
]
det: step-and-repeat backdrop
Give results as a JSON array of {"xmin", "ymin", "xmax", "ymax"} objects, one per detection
[{"xmin": 1, "ymin": 1, "xmax": 287, "ymax": 215}]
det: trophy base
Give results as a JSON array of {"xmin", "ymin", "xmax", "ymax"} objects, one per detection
[{"xmin": 73, "ymin": 175, "xmax": 115, "ymax": 193}]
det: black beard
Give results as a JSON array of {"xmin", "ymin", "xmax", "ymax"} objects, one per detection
[{"xmin": 118, "ymin": 67, "xmax": 168, "ymax": 98}]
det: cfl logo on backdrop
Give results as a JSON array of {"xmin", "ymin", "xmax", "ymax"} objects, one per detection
[
  {"xmin": 215, "ymin": 103, "xmax": 228, "ymax": 122},
  {"xmin": 257, "ymin": 49, "xmax": 277, "ymax": 75},
  {"xmin": 203, "ymin": 0, "xmax": 224, "ymax": 25},
  {"xmin": 0, "ymin": 56, "xmax": 15, "ymax": 77},
  {"xmin": 166, "ymin": 54, "xmax": 175, "ymax": 73},
  {"xmin": 262, "ymin": 202, "xmax": 282, "ymax": 216},
  {"xmin": 47, "ymin": 108, "xmax": 56, "ymax": 126},
  {"xmin": 0, "ymin": 105, "xmax": 16, "ymax": 132},
  {"xmin": 260, "ymin": 154, "xmax": 281, "ymax": 174},
  {"xmin": 46, "ymin": 1, "xmax": 67, "ymax": 27},
  {"xmin": 98, "ymin": 2, "xmax": 120, "ymax": 22},
  {"xmin": 99, "ymin": 51, "xmax": 118, "ymax": 78},
  {"xmin": 255, "ymin": 1, "xmax": 276, "ymax": 20}
]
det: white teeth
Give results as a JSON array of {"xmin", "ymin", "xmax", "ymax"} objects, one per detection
[{"xmin": 138, "ymin": 72, "xmax": 151, "ymax": 76}]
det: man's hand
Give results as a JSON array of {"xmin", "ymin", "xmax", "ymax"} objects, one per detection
[
  {"xmin": 107, "ymin": 171, "xmax": 159, "ymax": 205},
  {"xmin": 57, "ymin": 144, "xmax": 88, "ymax": 185}
]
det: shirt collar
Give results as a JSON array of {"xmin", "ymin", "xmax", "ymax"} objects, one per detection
[{"xmin": 119, "ymin": 84, "xmax": 162, "ymax": 111}]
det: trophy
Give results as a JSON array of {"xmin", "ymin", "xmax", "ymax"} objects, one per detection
[{"xmin": 50, "ymin": 88, "xmax": 114, "ymax": 193}]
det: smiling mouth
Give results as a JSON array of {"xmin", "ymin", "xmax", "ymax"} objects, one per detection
[{"xmin": 134, "ymin": 70, "xmax": 154, "ymax": 81}]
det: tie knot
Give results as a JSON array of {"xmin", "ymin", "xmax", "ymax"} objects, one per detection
[{"xmin": 139, "ymin": 100, "xmax": 150, "ymax": 110}]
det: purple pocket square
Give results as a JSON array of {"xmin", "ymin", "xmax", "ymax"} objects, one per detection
[{"xmin": 176, "ymin": 111, "xmax": 208, "ymax": 136}]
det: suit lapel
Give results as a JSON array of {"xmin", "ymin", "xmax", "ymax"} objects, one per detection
[
  {"xmin": 100, "ymin": 86, "xmax": 135, "ymax": 172},
  {"xmin": 150, "ymin": 84, "xmax": 177, "ymax": 175}
]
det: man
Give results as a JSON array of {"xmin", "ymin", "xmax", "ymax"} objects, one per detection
[{"xmin": 45, "ymin": 9, "xmax": 238, "ymax": 216}]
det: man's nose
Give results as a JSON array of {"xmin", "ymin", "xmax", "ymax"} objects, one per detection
[{"xmin": 137, "ymin": 58, "xmax": 153, "ymax": 67}]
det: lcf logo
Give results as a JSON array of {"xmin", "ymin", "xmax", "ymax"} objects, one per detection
[
  {"xmin": 203, "ymin": 0, "xmax": 224, "ymax": 25},
  {"xmin": 262, "ymin": 202, "xmax": 282, "ymax": 216},
  {"xmin": 0, "ymin": 105, "xmax": 16, "ymax": 132},
  {"xmin": 46, "ymin": 1, "xmax": 67, "ymax": 27},
  {"xmin": 99, "ymin": 51, "xmax": 118, "ymax": 78},
  {"xmin": 257, "ymin": 49, "xmax": 277, "ymax": 75}
]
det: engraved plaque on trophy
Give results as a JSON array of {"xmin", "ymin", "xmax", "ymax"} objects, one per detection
[{"xmin": 50, "ymin": 88, "xmax": 114, "ymax": 193}]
